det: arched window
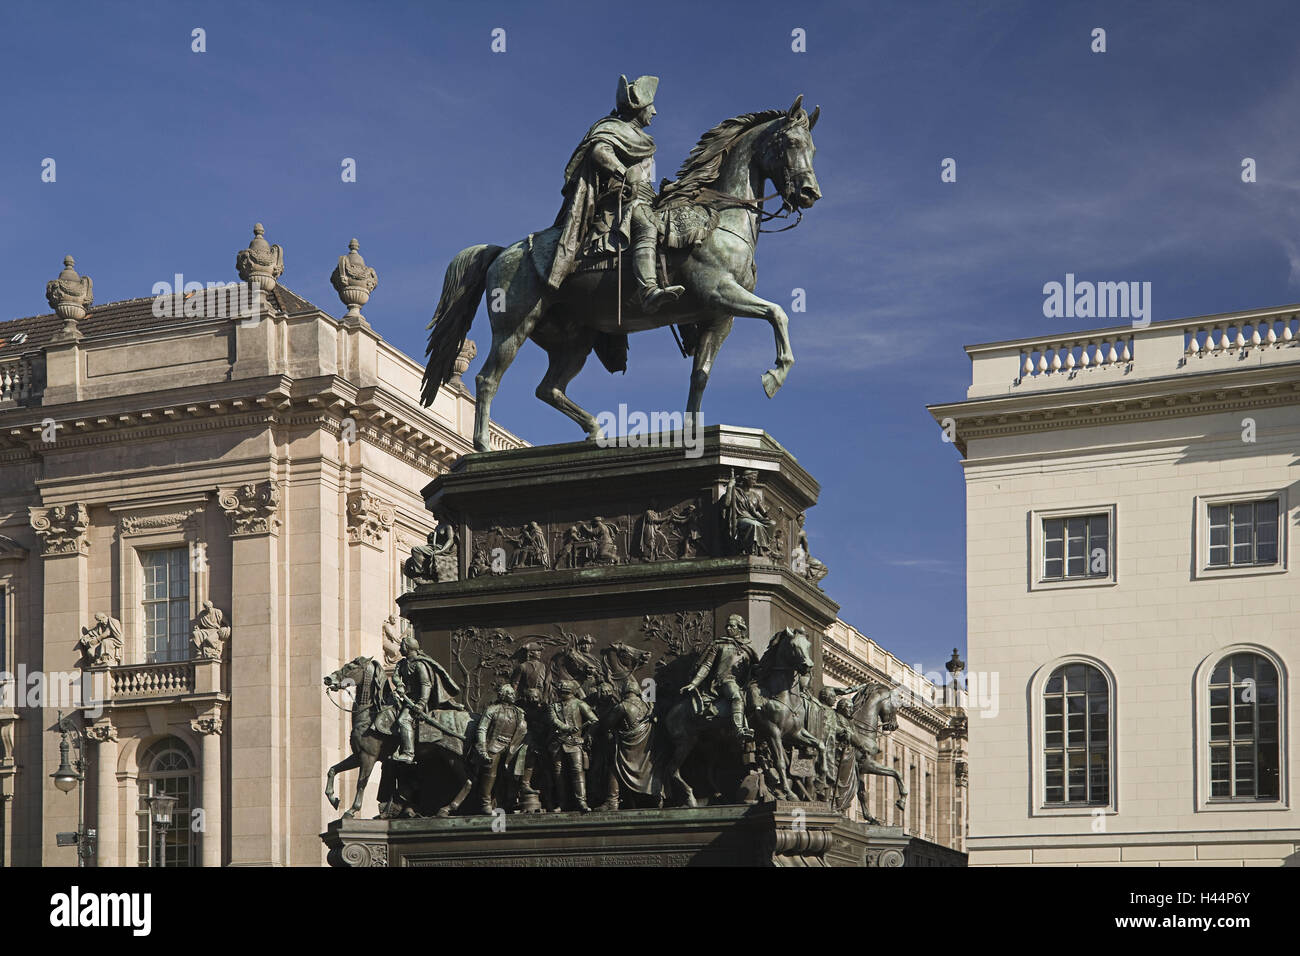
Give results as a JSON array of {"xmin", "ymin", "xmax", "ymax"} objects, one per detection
[
  {"xmin": 136, "ymin": 738, "xmax": 196, "ymax": 867},
  {"xmin": 1043, "ymin": 662, "xmax": 1110, "ymax": 806},
  {"xmin": 1208, "ymin": 652, "xmax": 1280, "ymax": 801}
]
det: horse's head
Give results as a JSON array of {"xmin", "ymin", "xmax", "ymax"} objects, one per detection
[
  {"xmin": 608, "ymin": 641, "xmax": 652, "ymax": 670},
  {"xmin": 766, "ymin": 626, "xmax": 814, "ymax": 676},
  {"xmin": 758, "ymin": 95, "xmax": 822, "ymax": 210},
  {"xmin": 324, "ymin": 656, "xmax": 374, "ymax": 693}
]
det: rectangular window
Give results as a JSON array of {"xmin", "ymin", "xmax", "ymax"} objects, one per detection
[
  {"xmin": 1041, "ymin": 513, "xmax": 1110, "ymax": 582},
  {"xmin": 141, "ymin": 548, "xmax": 189, "ymax": 663},
  {"xmin": 1207, "ymin": 499, "xmax": 1280, "ymax": 569}
]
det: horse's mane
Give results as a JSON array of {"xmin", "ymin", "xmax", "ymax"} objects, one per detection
[{"xmin": 660, "ymin": 108, "xmax": 788, "ymax": 199}]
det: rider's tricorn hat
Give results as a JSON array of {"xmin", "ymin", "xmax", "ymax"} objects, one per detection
[{"xmin": 617, "ymin": 74, "xmax": 659, "ymax": 113}]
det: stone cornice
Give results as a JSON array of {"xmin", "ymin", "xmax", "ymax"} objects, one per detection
[{"xmin": 931, "ymin": 363, "xmax": 1300, "ymax": 454}]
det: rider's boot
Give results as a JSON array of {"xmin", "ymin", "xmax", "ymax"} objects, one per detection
[
  {"xmin": 391, "ymin": 721, "xmax": 416, "ymax": 764},
  {"xmin": 732, "ymin": 705, "xmax": 754, "ymax": 742},
  {"xmin": 633, "ymin": 219, "xmax": 684, "ymax": 313}
]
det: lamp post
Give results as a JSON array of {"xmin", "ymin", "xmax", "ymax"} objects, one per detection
[
  {"xmin": 49, "ymin": 711, "xmax": 95, "ymax": 866},
  {"xmin": 145, "ymin": 792, "xmax": 177, "ymax": 868}
]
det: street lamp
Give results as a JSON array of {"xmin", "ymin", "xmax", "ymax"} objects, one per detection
[
  {"xmin": 145, "ymin": 793, "xmax": 177, "ymax": 868},
  {"xmin": 49, "ymin": 711, "xmax": 95, "ymax": 866}
]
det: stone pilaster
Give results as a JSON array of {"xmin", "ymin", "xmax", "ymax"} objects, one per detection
[
  {"xmin": 190, "ymin": 708, "xmax": 224, "ymax": 868},
  {"xmin": 87, "ymin": 720, "xmax": 119, "ymax": 867},
  {"xmin": 220, "ymin": 483, "xmax": 282, "ymax": 866},
  {"xmin": 31, "ymin": 503, "xmax": 90, "ymax": 864}
]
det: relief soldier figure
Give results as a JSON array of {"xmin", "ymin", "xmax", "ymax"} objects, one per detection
[
  {"xmin": 682, "ymin": 613, "xmax": 758, "ymax": 742},
  {"xmin": 548, "ymin": 74, "xmax": 684, "ymax": 312},
  {"xmin": 547, "ymin": 679, "xmax": 599, "ymax": 812},
  {"xmin": 389, "ymin": 635, "xmax": 465, "ymax": 764},
  {"xmin": 472, "ymin": 684, "xmax": 528, "ymax": 814}
]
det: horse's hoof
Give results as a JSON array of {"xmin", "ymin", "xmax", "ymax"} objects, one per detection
[
  {"xmin": 762, "ymin": 370, "xmax": 780, "ymax": 398},
  {"xmin": 435, "ymin": 807, "xmax": 452, "ymax": 818},
  {"xmin": 342, "ymin": 810, "xmax": 356, "ymax": 820},
  {"xmin": 327, "ymin": 795, "xmax": 339, "ymax": 810}
]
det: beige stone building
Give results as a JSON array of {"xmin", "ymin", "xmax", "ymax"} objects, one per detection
[
  {"xmin": 931, "ymin": 306, "xmax": 1300, "ymax": 866},
  {"xmin": 0, "ymin": 226, "xmax": 964, "ymax": 865},
  {"xmin": 0, "ymin": 227, "xmax": 521, "ymax": 867}
]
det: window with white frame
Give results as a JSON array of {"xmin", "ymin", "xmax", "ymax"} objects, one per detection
[
  {"xmin": 1031, "ymin": 506, "xmax": 1115, "ymax": 588},
  {"xmin": 141, "ymin": 548, "xmax": 189, "ymax": 663},
  {"xmin": 1042, "ymin": 662, "xmax": 1111, "ymax": 806},
  {"xmin": 1207, "ymin": 499, "xmax": 1280, "ymax": 569},
  {"xmin": 1207, "ymin": 652, "xmax": 1280, "ymax": 802},
  {"xmin": 136, "ymin": 737, "xmax": 196, "ymax": 867}
]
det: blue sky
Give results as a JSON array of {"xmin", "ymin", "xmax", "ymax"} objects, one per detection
[{"xmin": 4, "ymin": 0, "xmax": 1300, "ymax": 679}]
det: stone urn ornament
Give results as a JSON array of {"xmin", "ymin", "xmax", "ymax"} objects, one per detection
[
  {"xmin": 235, "ymin": 223, "xmax": 284, "ymax": 291},
  {"xmin": 46, "ymin": 256, "xmax": 93, "ymax": 336},
  {"xmin": 330, "ymin": 238, "xmax": 379, "ymax": 320}
]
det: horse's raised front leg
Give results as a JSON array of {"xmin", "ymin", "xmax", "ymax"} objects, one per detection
[
  {"xmin": 700, "ymin": 279, "xmax": 793, "ymax": 398},
  {"xmin": 325, "ymin": 752, "xmax": 359, "ymax": 811},
  {"xmin": 345, "ymin": 752, "xmax": 377, "ymax": 819}
]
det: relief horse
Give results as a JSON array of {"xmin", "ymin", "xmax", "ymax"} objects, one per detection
[
  {"xmin": 845, "ymin": 683, "xmax": 909, "ymax": 818},
  {"xmin": 421, "ymin": 96, "xmax": 822, "ymax": 451},
  {"xmin": 750, "ymin": 627, "xmax": 827, "ymax": 800},
  {"xmin": 323, "ymin": 656, "xmax": 475, "ymax": 819}
]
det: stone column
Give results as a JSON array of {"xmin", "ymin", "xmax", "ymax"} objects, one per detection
[
  {"xmin": 218, "ymin": 482, "xmax": 282, "ymax": 866},
  {"xmin": 191, "ymin": 709, "xmax": 224, "ymax": 868},
  {"xmin": 87, "ymin": 721, "xmax": 119, "ymax": 866}
]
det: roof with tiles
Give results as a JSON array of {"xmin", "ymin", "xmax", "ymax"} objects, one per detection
[{"xmin": 0, "ymin": 283, "xmax": 322, "ymax": 360}]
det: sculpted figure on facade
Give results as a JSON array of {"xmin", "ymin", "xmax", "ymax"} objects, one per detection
[
  {"xmin": 381, "ymin": 613, "xmax": 403, "ymax": 667},
  {"xmin": 720, "ymin": 470, "xmax": 774, "ymax": 557},
  {"xmin": 191, "ymin": 601, "xmax": 231, "ymax": 661},
  {"xmin": 77, "ymin": 612, "xmax": 124, "ymax": 668},
  {"xmin": 472, "ymin": 684, "xmax": 528, "ymax": 814}
]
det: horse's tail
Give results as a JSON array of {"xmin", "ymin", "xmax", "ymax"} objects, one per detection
[{"xmin": 421, "ymin": 243, "xmax": 504, "ymax": 406}]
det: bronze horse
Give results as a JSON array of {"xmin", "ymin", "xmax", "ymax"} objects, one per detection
[
  {"xmin": 323, "ymin": 656, "xmax": 475, "ymax": 819},
  {"xmin": 421, "ymin": 96, "xmax": 822, "ymax": 451}
]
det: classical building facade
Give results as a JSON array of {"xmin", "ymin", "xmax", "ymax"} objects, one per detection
[
  {"xmin": 0, "ymin": 226, "xmax": 965, "ymax": 865},
  {"xmin": 931, "ymin": 306, "xmax": 1300, "ymax": 866},
  {"xmin": 0, "ymin": 227, "xmax": 521, "ymax": 866}
]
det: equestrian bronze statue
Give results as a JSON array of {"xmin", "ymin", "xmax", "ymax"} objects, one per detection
[{"xmin": 421, "ymin": 75, "xmax": 822, "ymax": 451}]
